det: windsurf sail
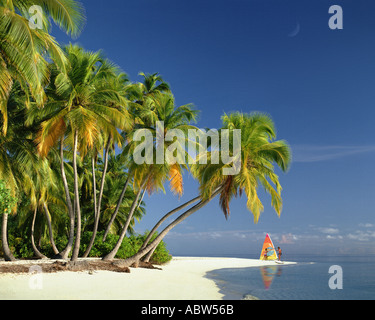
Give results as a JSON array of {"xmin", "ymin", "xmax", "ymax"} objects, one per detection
[{"xmin": 259, "ymin": 233, "xmax": 278, "ymax": 260}]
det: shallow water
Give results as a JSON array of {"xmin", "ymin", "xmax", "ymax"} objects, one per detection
[{"xmin": 206, "ymin": 255, "xmax": 375, "ymax": 300}]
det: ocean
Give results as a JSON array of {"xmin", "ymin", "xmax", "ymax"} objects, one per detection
[{"xmin": 205, "ymin": 254, "xmax": 375, "ymax": 300}]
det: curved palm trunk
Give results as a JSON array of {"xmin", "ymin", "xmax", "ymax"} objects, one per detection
[
  {"xmin": 43, "ymin": 204, "xmax": 59, "ymax": 255},
  {"xmin": 55, "ymin": 138, "xmax": 75, "ymax": 259},
  {"xmin": 31, "ymin": 208, "xmax": 48, "ymax": 259},
  {"xmin": 102, "ymin": 175, "xmax": 130, "ymax": 242},
  {"xmin": 139, "ymin": 195, "xmax": 201, "ymax": 253},
  {"xmin": 142, "ymin": 240, "xmax": 159, "ymax": 263},
  {"xmin": 116, "ymin": 187, "xmax": 223, "ymax": 267},
  {"xmin": 71, "ymin": 131, "xmax": 82, "ymax": 261},
  {"xmin": 83, "ymin": 139, "xmax": 110, "ymax": 257},
  {"xmin": 1, "ymin": 211, "xmax": 16, "ymax": 261},
  {"xmin": 102, "ymin": 180, "xmax": 146, "ymax": 261}
]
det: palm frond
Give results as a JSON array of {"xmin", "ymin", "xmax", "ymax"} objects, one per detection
[
  {"xmin": 39, "ymin": 0, "xmax": 86, "ymax": 38},
  {"xmin": 168, "ymin": 164, "xmax": 183, "ymax": 197}
]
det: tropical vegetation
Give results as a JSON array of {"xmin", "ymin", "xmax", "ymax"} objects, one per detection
[{"xmin": 0, "ymin": 0, "xmax": 291, "ymax": 265}]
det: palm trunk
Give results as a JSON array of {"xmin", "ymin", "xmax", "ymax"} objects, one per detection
[
  {"xmin": 43, "ymin": 204, "xmax": 59, "ymax": 255},
  {"xmin": 102, "ymin": 175, "xmax": 130, "ymax": 242},
  {"xmin": 56, "ymin": 138, "xmax": 75, "ymax": 259},
  {"xmin": 31, "ymin": 208, "xmax": 47, "ymax": 259},
  {"xmin": 139, "ymin": 195, "xmax": 201, "ymax": 253},
  {"xmin": 116, "ymin": 187, "xmax": 223, "ymax": 267},
  {"xmin": 137, "ymin": 188, "xmax": 146, "ymax": 212},
  {"xmin": 83, "ymin": 139, "xmax": 110, "ymax": 257},
  {"xmin": 71, "ymin": 131, "xmax": 82, "ymax": 261},
  {"xmin": 81, "ymin": 156, "xmax": 98, "ymax": 257},
  {"xmin": 142, "ymin": 240, "xmax": 159, "ymax": 263},
  {"xmin": 1, "ymin": 211, "xmax": 16, "ymax": 261},
  {"xmin": 92, "ymin": 155, "xmax": 98, "ymax": 218},
  {"xmin": 102, "ymin": 180, "xmax": 147, "ymax": 261}
]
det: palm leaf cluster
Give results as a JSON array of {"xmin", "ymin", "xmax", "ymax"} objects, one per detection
[
  {"xmin": 0, "ymin": 0, "xmax": 85, "ymax": 135},
  {"xmin": 193, "ymin": 112, "xmax": 291, "ymax": 222}
]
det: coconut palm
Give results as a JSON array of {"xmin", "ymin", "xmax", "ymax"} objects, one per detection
[
  {"xmin": 102, "ymin": 91, "xmax": 198, "ymax": 261},
  {"xmin": 82, "ymin": 72, "xmax": 133, "ymax": 257},
  {"xmin": 0, "ymin": 179, "xmax": 17, "ymax": 260},
  {"xmin": 0, "ymin": 0, "xmax": 85, "ymax": 135},
  {"xmin": 0, "ymin": 83, "xmax": 44, "ymax": 260},
  {"xmin": 136, "ymin": 72, "xmax": 171, "ymax": 100},
  {"xmin": 22, "ymin": 156, "xmax": 61, "ymax": 259},
  {"xmin": 118, "ymin": 112, "xmax": 291, "ymax": 267},
  {"xmin": 35, "ymin": 44, "xmax": 131, "ymax": 260},
  {"xmin": 102, "ymin": 74, "xmax": 172, "ymax": 241}
]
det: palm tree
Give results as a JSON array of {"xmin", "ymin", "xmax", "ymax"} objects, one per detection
[
  {"xmin": 137, "ymin": 72, "xmax": 171, "ymax": 98},
  {"xmin": 83, "ymin": 73, "xmax": 133, "ymax": 257},
  {"xmin": 0, "ymin": 83, "xmax": 43, "ymax": 260},
  {"xmin": 0, "ymin": 0, "xmax": 85, "ymax": 135},
  {"xmin": 118, "ymin": 112, "xmax": 291, "ymax": 266},
  {"xmin": 102, "ymin": 91, "xmax": 198, "ymax": 261},
  {"xmin": 102, "ymin": 74, "xmax": 172, "ymax": 241},
  {"xmin": 0, "ymin": 180, "xmax": 17, "ymax": 261},
  {"xmin": 35, "ymin": 45, "xmax": 130, "ymax": 260},
  {"xmin": 0, "ymin": 0, "xmax": 85, "ymax": 259},
  {"xmin": 24, "ymin": 156, "xmax": 60, "ymax": 259}
]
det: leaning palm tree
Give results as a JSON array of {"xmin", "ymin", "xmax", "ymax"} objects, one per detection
[
  {"xmin": 119, "ymin": 112, "xmax": 291, "ymax": 267},
  {"xmin": 35, "ymin": 45, "xmax": 130, "ymax": 260},
  {"xmin": 0, "ymin": 0, "xmax": 85, "ymax": 135}
]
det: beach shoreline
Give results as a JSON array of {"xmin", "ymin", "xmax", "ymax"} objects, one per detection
[{"xmin": 0, "ymin": 257, "xmax": 295, "ymax": 300}]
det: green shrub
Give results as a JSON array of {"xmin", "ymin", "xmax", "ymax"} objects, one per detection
[
  {"xmin": 79, "ymin": 231, "xmax": 171, "ymax": 264},
  {"xmin": 2, "ymin": 230, "xmax": 171, "ymax": 264}
]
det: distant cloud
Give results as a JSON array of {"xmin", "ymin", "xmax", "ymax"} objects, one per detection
[
  {"xmin": 165, "ymin": 229, "xmax": 263, "ymax": 241},
  {"xmin": 359, "ymin": 223, "xmax": 374, "ymax": 228},
  {"xmin": 347, "ymin": 230, "xmax": 375, "ymax": 242},
  {"xmin": 279, "ymin": 233, "xmax": 296, "ymax": 244},
  {"xmin": 319, "ymin": 227, "xmax": 340, "ymax": 234},
  {"xmin": 292, "ymin": 145, "xmax": 375, "ymax": 163},
  {"xmin": 326, "ymin": 235, "xmax": 343, "ymax": 240}
]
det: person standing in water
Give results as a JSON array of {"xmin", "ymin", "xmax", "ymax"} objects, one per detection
[{"xmin": 277, "ymin": 247, "xmax": 282, "ymax": 261}]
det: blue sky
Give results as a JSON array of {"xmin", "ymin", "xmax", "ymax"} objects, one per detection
[{"xmin": 54, "ymin": 0, "xmax": 375, "ymax": 257}]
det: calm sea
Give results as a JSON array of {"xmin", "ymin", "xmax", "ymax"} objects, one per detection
[{"xmin": 204, "ymin": 254, "xmax": 375, "ymax": 300}]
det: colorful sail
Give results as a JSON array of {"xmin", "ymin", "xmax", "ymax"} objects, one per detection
[{"xmin": 259, "ymin": 233, "xmax": 278, "ymax": 260}]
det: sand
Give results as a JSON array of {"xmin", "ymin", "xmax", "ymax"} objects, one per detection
[{"xmin": 0, "ymin": 257, "xmax": 294, "ymax": 300}]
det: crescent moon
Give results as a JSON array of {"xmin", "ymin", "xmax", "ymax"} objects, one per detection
[{"xmin": 288, "ymin": 23, "xmax": 300, "ymax": 37}]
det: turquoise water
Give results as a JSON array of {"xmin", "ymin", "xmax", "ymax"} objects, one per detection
[{"xmin": 205, "ymin": 255, "xmax": 375, "ymax": 300}]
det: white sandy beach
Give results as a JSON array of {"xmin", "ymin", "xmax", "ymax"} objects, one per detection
[{"xmin": 0, "ymin": 257, "xmax": 294, "ymax": 300}]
